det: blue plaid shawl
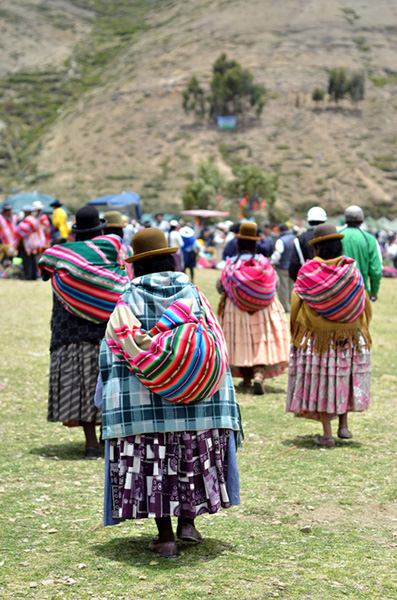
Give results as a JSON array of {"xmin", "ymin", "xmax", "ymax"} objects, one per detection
[{"xmin": 100, "ymin": 272, "xmax": 241, "ymax": 439}]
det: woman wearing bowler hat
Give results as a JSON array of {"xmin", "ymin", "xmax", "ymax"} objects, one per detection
[
  {"xmin": 217, "ymin": 222, "xmax": 289, "ymax": 394},
  {"xmin": 286, "ymin": 224, "xmax": 372, "ymax": 447},
  {"xmin": 98, "ymin": 227, "xmax": 241, "ymax": 559},
  {"xmin": 39, "ymin": 206, "xmax": 130, "ymax": 459}
]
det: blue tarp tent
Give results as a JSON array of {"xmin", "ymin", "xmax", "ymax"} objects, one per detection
[{"xmin": 86, "ymin": 191, "xmax": 142, "ymax": 219}]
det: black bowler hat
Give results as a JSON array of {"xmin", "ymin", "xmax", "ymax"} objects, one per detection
[
  {"xmin": 72, "ymin": 206, "xmax": 107, "ymax": 234},
  {"xmin": 50, "ymin": 199, "xmax": 62, "ymax": 208}
]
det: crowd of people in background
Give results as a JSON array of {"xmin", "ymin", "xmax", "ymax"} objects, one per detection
[{"xmin": 1, "ymin": 201, "xmax": 396, "ymax": 285}]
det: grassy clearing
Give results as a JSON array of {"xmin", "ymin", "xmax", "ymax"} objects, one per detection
[{"xmin": 0, "ymin": 272, "xmax": 397, "ymax": 599}]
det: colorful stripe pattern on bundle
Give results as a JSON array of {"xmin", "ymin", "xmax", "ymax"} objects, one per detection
[
  {"xmin": 38, "ymin": 235, "xmax": 130, "ymax": 323},
  {"xmin": 105, "ymin": 293, "xmax": 228, "ymax": 404},
  {"xmin": 294, "ymin": 256, "xmax": 366, "ymax": 322},
  {"xmin": 221, "ymin": 255, "xmax": 277, "ymax": 312}
]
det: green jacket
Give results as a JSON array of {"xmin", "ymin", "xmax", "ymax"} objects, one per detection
[{"xmin": 341, "ymin": 225, "xmax": 382, "ymax": 295}]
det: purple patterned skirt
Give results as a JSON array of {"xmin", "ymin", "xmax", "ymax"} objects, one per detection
[
  {"xmin": 286, "ymin": 333, "xmax": 371, "ymax": 419},
  {"xmin": 109, "ymin": 429, "xmax": 230, "ymax": 520}
]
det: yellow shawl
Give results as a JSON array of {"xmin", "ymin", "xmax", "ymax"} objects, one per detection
[{"xmin": 291, "ymin": 257, "xmax": 372, "ymax": 353}]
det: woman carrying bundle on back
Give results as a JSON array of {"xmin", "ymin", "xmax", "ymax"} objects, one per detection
[
  {"xmin": 98, "ymin": 228, "xmax": 241, "ymax": 559},
  {"xmin": 286, "ymin": 224, "xmax": 372, "ymax": 447},
  {"xmin": 217, "ymin": 222, "xmax": 289, "ymax": 395}
]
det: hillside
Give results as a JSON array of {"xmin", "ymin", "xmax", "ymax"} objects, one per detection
[{"xmin": 1, "ymin": 0, "xmax": 396, "ymax": 220}]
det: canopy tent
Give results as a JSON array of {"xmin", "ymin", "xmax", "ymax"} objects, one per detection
[
  {"xmin": 181, "ymin": 209, "xmax": 230, "ymax": 218},
  {"xmin": 1, "ymin": 191, "xmax": 70, "ymax": 215},
  {"xmin": 86, "ymin": 191, "xmax": 142, "ymax": 219}
]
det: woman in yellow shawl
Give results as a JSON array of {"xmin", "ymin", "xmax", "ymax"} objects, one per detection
[{"xmin": 286, "ymin": 224, "xmax": 371, "ymax": 447}]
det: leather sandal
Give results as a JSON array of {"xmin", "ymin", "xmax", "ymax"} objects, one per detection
[
  {"xmin": 314, "ymin": 436, "xmax": 335, "ymax": 448},
  {"xmin": 176, "ymin": 523, "xmax": 203, "ymax": 543},
  {"xmin": 149, "ymin": 539, "xmax": 177, "ymax": 558},
  {"xmin": 337, "ymin": 428, "xmax": 353, "ymax": 439}
]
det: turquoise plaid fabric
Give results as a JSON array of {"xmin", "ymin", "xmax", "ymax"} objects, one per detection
[{"xmin": 100, "ymin": 272, "xmax": 241, "ymax": 439}]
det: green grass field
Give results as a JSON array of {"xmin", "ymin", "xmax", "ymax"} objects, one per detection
[{"xmin": 0, "ymin": 272, "xmax": 396, "ymax": 600}]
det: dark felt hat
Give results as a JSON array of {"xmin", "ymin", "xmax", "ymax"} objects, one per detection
[
  {"xmin": 125, "ymin": 228, "xmax": 179, "ymax": 263},
  {"xmin": 72, "ymin": 206, "xmax": 107, "ymax": 234},
  {"xmin": 50, "ymin": 199, "xmax": 62, "ymax": 208},
  {"xmin": 309, "ymin": 223, "xmax": 344, "ymax": 246},
  {"xmin": 235, "ymin": 222, "xmax": 261, "ymax": 241}
]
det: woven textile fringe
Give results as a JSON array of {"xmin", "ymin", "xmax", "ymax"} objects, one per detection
[{"xmin": 291, "ymin": 321, "xmax": 372, "ymax": 354}]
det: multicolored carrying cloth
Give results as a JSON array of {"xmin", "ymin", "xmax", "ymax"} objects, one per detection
[
  {"xmin": 294, "ymin": 255, "xmax": 365, "ymax": 323},
  {"xmin": 38, "ymin": 234, "xmax": 130, "ymax": 324},
  {"xmin": 221, "ymin": 255, "xmax": 276, "ymax": 312},
  {"xmin": 105, "ymin": 290, "xmax": 228, "ymax": 404}
]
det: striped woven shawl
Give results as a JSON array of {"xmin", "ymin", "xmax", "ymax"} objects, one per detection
[
  {"xmin": 294, "ymin": 256, "xmax": 365, "ymax": 323},
  {"xmin": 38, "ymin": 235, "xmax": 130, "ymax": 323},
  {"xmin": 105, "ymin": 290, "xmax": 228, "ymax": 404},
  {"xmin": 221, "ymin": 255, "xmax": 276, "ymax": 312}
]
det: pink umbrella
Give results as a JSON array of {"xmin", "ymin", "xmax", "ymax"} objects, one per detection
[{"xmin": 181, "ymin": 209, "xmax": 230, "ymax": 217}]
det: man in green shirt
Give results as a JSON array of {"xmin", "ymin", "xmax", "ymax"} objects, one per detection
[{"xmin": 341, "ymin": 205, "xmax": 382, "ymax": 300}]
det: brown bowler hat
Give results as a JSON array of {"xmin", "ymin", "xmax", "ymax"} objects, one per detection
[
  {"xmin": 309, "ymin": 223, "xmax": 344, "ymax": 246},
  {"xmin": 125, "ymin": 228, "xmax": 179, "ymax": 263},
  {"xmin": 104, "ymin": 211, "xmax": 126, "ymax": 228},
  {"xmin": 235, "ymin": 222, "xmax": 261, "ymax": 241}
]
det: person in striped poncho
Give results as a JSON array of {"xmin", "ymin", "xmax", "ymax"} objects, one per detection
[{"xmin": 286, "ymin": 223, "xmax": 372, "ymax": 447}]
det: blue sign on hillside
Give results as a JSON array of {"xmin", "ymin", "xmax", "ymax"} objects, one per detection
[{"xmin": 217, "ymin": 116, "xmax": 236, "ymax": 130}]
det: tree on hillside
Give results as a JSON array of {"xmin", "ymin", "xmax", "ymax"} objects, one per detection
[
  {"xmin": 182, "ymin": 160, "xmax": 224, "ymax": 210},
  {"xmin": 209, "ymin": 53, "xmax": 265, "ymax": 120},
  {"xmin": 182, "ymin": 75, "xmax": 206, "ymax": 120},
  {"xmin": 182, "ymin": 53, "xmax": 265, "ymax": 125},
  {"xmin": 328, "ymin": 67, "xmax": 349, "ymax": 103},
  {"xmin": 348, "ymin": 71, "xmax": 365, "ymax": 105},
  {"xmin": 312, "ymin": 87, "xmax": 325, "ymax": 106}
]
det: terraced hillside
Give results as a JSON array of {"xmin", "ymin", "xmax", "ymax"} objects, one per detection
[{"xmin": 0, "ymin": 0, "xmax": 396, "ymax": 219}]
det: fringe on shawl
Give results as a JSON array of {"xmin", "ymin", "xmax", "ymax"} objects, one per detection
[{"xmin": 291, "ymin": 322, "xmax": 372, "ymax": 354}]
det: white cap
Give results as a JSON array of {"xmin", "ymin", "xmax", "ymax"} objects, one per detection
[
  {"xmin": 169, "ymin": 219, "xmax": 179, "ymax": 227},
  {"xmin": 345, "ymin": 205, "xmax": 364, "ymax": 223},
  {"xmin": 307, "ymin": 206, "xmax": 327, "ymax": 223}
]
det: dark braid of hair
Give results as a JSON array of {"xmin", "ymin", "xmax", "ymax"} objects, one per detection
[
  {"xmin": 236, "ymin": 238, "xmax": 257, "ymax": 257},
  {"xmin": 133, "ymin": 254, "xmax": 176, "ymax": 277},
  {"xmin": 314, "ymin": 239, "xmax": 343, "ymax": 260},
  {"xmin": 74, "ymin": 228, "xmax": 105, "ymax": 242},
  {"xmin": 105, "ymin": 227, "xmax": 124, "ymax": 239}
]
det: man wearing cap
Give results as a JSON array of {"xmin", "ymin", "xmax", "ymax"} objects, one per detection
[
  {"xmin": 16, "ymin": 205, "xmax": 41, "ymax": 280},
  {"xmin": 289, "ymin": 206, "xmax": 328, "ymax": 281},
  {"xmin": 50, "ymin": 199, "xmax": 70, "ymax": 243},
  {"xmin": 270, "ymin": 224, "xmax": 295, "ymax": 312},
  {"xmin": 340, "ymin": 205, "xmax": 382, "ymax": 300},
  {"xmin": 0, "ymin": 204, "xmax": 18, "ymax": 249}
]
